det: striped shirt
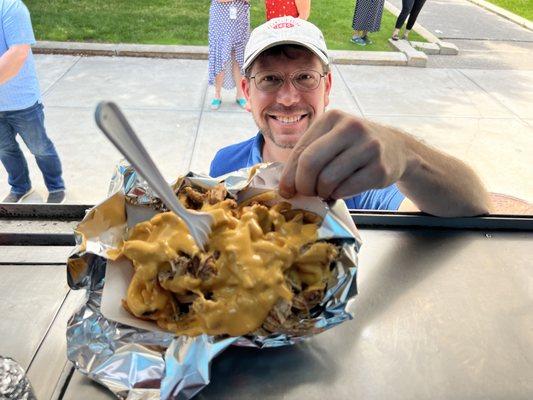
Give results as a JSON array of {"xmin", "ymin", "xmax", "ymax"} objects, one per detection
[{"xmin": 0, "ymin": 0, "xmax": 40, "ymax": 111}]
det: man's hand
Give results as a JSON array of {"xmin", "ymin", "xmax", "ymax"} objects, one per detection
[
  {"xmin": 0, "ymin": 44, "xmax": 30, "ymax": 85},
  {"xmin": 279, "ymin": 110, "xmax": 415, "ymax": 200},
  {"xmin": 279, "ymin": 109, "xmax": 490, "ymax": 217}
]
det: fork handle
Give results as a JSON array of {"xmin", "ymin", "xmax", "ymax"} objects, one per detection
[{"xmin": 94, "ymin": 101, "xmax": 188, "ymax": 221}]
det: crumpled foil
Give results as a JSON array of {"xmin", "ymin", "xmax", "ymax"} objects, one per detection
[
  {"xmin": 66, "ymin": 162, "xmax": 361, "ymax": 399},
  {"xmin": 0, "ymin": 356, "xmax": 36, "ymax": 400}
]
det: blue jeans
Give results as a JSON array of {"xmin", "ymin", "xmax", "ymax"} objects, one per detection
[{"xmin": 0, "ymin": 102, "xmax": 65, "ymax": 194}]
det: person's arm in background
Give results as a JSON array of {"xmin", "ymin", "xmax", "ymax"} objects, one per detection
[
  {"xmin": 279, "ymin": 110, "xmax": 490, "ymax": 217},
  {"xmin": 295, "ymin": 0, "xmax": 311, "ymax": 19},
  {"xmin": 1, "ymin": 0, "xmax": 36, "ymax": 85},
  {"xmin": 0, "ymin": 44, "xmax": 30, "ymax": 85}
]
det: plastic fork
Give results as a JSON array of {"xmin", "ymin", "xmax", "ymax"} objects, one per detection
[{"xmin": 94, "ymin": 101, "xmax": 214, "ymax": 251}]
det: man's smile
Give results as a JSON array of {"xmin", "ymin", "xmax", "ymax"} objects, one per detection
[{"xmin": 267, "ymin": 112, "xmax": 308, "ymax": 125}]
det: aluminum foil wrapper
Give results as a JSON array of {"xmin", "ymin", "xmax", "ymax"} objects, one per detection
[
  {"xmin": 67, "ymin": 162, "xmax": 361, "ymax": 399},
  {"xmin": 0, "ymin": 356, "xmax": 36, "ymax": 400}
]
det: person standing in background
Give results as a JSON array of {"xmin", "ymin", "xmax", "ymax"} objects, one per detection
[
  {"xmin": 350, "ymin": 0, "xmax": 385, "ymax": 46},
  {"xmin": 208, "ymin": 0, "xmax": 250, "ymax": 110},
  {"xmin": 392, "ymin": 0, "xmax": 427, "ymax": 40},
  {"xmin": 266, "ymin": 0, "xmax": 311, "ymax": 20},
  {"xmin": 0, "ymin": 0, "xmax": 66, "ymax": 203}
]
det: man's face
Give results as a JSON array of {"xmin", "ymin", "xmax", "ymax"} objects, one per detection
[{"xmin": 242, "ymin": 48, "xmax": 332, "ymax": 149}]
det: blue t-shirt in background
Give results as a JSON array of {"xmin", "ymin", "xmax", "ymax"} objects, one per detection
[
  {"xmin": 0, "ymin": 0, "xmax": 40, "ymax": 111},
  {"xmin": 209, "ymin": 133, "xmax": 405, "ymax": 210}
]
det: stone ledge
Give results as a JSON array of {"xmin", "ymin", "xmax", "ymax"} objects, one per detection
[
  {"xmin": 411, "ymin": 41, "xmax": 459, "ymax": 55},
  {"xmin": 329, "ymin": 50, "xmax": 407, "ymax": 66},
  {"xmin": 388, "ymin": 39, "xmax": 427, "ymax": 67},
  {"xmin": 33, "ymin": 41, "xmax": 117, "ymax": 56},
  {"xmin": 410, "ymin": 41, "xmax": 440, "ymax": 55},
  {"xmin": 33, "ymin": 41, "xmax": 415, "ymax": 66},
  {"xmin": 438, "ymin": 41, "xmax": 459, "ymax": 55},
  {"xmin": 115, "ymin": 43, "xmax": 208, "ymax": 59}
]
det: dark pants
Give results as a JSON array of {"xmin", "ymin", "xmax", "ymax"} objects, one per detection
[
  {"xmin": 0, "ymin": 102, "xmax": 65, "ymax": 194},
  {"xmin": 395, "ymin": 0, "xmax": 427, "ymax": 30}
]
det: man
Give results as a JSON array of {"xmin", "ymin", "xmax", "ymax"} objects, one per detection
[
  {"xmin": 210, "ymin": 17, "xmax": 489, "ymax": 217},
  {"xmin": 0, "ymin": 0, "xmax": 65, "ymax": 203}
]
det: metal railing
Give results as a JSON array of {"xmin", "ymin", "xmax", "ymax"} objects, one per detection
[{"xmin": 1, "ymin": 204, "xmax": 532, "ymax": 246}]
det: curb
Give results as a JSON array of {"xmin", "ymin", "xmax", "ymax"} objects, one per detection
[
  {"xmin": 34, "ymin": 41, "xmax": 411, "ymax": 67},
  {"xmin": 388, "ymin": 39, "xmax": 427, "ymax": 67},
  {"xmin": 33, "ymin": 41, "xmax": 209, "ymax": 60},
  {"xmin": 465, "ymin": 0, "xmax": 533, "ymax": 31},
  {"xmin": 384, "ymin": 1, "xmax": 459, "ymax": 55},
  {"xmin": 330, "ymin": 50, "xmax": 407, "ymax": 66}
]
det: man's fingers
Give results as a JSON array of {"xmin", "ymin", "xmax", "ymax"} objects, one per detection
[
  {"xmin": 279, "ymin": 149, "xmax": 302, "ymax": 198},
  {"xmin": 280, "ymin": 111, "xmax": 367, "ymax": 198},
  {"xmin": 279, "ymin": 112, "xmax": 337, "ymax": 197},
  {"xmin": 330, "ymin": 162, "xmax": 389, "ymax": 200},
  {"xmin": 292, "ymin": 126, "xmax": 357, "ymax": 196},
  {"xmin": 315, "ymin": 144, "xmax": 374, "ymax": 199}
]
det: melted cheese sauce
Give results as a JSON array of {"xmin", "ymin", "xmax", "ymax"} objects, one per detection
[{"xmin": 116, "ymin": 198, "xmax": 333, "ymax": 337}]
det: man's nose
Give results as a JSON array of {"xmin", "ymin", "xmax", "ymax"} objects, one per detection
[{"xmin": 275, "ymin": 79, "xmax": 301, "ymax": 106}]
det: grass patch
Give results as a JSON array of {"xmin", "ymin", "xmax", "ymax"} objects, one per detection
[
  {"xmin": 26, "ymin": 0, "xmax": 425, "ymax": 51},
  {"xmin": 485, "ymin": 0, "xmax": 533, "ymax": 21}
]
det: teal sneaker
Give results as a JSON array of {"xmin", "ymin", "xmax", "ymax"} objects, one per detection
[
  {"xmin": 362, "ymin": 35, "xmax": 373, "ymax": 45},
  {"xmin": 211, "ymin": 98, "xmax": 222, "ymax": 110},
  {"xmin": 236, "ymin": 98, "xmax": 247, "ymax": 109},
  {"xmin": 350, "ymin": 35, "xmax": 366, "ymax": 46}
]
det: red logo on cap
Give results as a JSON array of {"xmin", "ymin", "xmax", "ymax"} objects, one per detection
[{"xmin": 273, "ymin": 22, "xmax": 295, "ymax": 29}]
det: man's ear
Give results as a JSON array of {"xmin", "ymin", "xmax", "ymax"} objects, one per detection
[
  {"xmin": 241, "ymin": 76, "xmax": 252, "ymax": 112},
  {"xmin": 324, "ymin": 72, "xmax": 332, "ymax": 108}
]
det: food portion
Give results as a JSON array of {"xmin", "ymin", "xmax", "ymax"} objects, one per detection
[{"xmin": 116, "ymin": 183, "xmax": 338, "ymax": 337}]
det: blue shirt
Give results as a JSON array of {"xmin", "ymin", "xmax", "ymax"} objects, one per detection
[
  {"xmin": 210, "ymin": 133, "xmax": 405, "ymax": 210},
  {"xmin": 0, "ymin": 0, "xmax": 40, "ymax": 111}
]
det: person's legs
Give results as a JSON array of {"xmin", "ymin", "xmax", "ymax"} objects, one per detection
[
  {"xmin": 231, "ymin": 52, "xmax": 244, "ymax": 99},
  {"xmin": 394, "ymin": 0, "xmax": 415, "ymax": 37},
  {"xmin": 406, "ymin": 0, "xmax": 427, "ymax": 31},
  {"xmin": 8, "ymin": 102, "xmax": 65, "ymax": 193},
  {"xmin": 351, "ymin": 0, "xmax": 367, "ymax": 46},
  {"xmin": 351, "ymin": 30, "xmax": 367, "ymax": 46},
  {"xmin": 211, "ymin": 71, "xmax": 224, "ymax": 110},
  {"xmin": 231, "ymin": 52, "xmax": 246, "ymax": 109},
  {"xmin": 214, "ymin": 71, "xmax": 224, "ymax": 99},
  {"xmin": 0, "ymin": 114, "xmax": 32, "ymax": 195},
  {"xmin": 361, "ymin": 30, "xmax": 372, "ymax": 45}
]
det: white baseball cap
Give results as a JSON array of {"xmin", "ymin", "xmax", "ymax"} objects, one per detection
[{"xmin": 243, "ymin": 16, "xmax": 330, "ymax": 72}]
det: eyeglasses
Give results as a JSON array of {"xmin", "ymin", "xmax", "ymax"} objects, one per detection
[{"xmin": 248, "ymin": 69, "xmax": 326, "ymax": 92}]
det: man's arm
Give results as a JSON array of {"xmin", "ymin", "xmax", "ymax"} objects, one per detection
[
  {"xmin": 295, "ymin": 0, "xmax": 311, "ymax": 20},
  {"xmin": 394, "ymin": 131, "xmax": 489, "ymax": 216},
  {"xmin": 0, "ymin": 44, "xmax": 31, "ymax": 85},
  {"xmin": 279, "ymin": 110, "xmax": 490, "ymax": 217}
]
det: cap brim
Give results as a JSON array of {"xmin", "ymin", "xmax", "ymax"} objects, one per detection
[{"xmin": 243, "ymin": 40, "xmax": 330, "ymax": 72}]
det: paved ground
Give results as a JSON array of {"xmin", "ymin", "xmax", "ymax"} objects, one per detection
[
  {"xmin": 1, "ymin": 0, "xmax": 531, "ymax": 205},
  {"xmin": 388, "ymin": 0, "xmax": 533, "ymax": 69}
]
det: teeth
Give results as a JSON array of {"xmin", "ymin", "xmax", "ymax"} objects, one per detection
[{"xmin": 273, "ymin": 115, "xmax": 303, "ymax": 124}]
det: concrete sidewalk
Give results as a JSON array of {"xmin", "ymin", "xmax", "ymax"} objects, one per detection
[
  {"xmin": 387, "ymin": 0, "xmax": 533, "ymax": 69},
  {"xmin": 1, "ymin": 54, "xmax": 531, "ymax": 204},
  {"xmin": 388, "ymin": 0, "xmax": 533, "ymax": 41}
]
